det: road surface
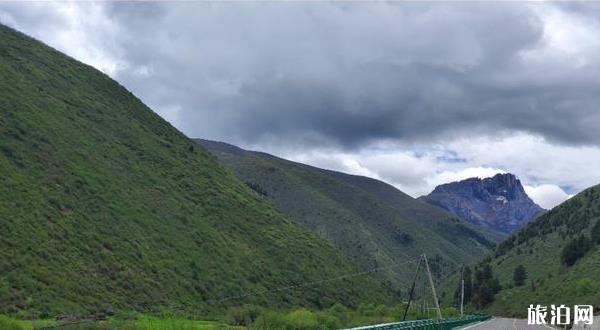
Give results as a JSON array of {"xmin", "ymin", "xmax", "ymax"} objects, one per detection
[
  {"xmin": 457, "ymin": 317, "xmax": 556, "ymax": 329},
  {"xmin": 571, "ymin": 316, "xmax": 600, "ymax": 330}
]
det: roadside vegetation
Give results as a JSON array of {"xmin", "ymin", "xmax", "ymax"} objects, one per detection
[{"xmin": 0, "ymin": 304, "xmax": 461, "ymax": 330}]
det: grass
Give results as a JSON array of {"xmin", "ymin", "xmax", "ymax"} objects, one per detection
[
  {"xmin": 0, "ymin": 315, "xmax": 237, "ymax": 330},
  {"xmin": 0, "ymin": 315, "xmax": 54, "ymax": 330},
  {"xmin": 0, "ymin": 24, "xmax": 391, "ymax": 319},
  {"xmin": 0, "ymin": 304, "xmax": 461, "ymax": 330}
]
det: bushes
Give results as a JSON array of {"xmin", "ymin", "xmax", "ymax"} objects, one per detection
[
  {"xmin": 250, "ymin": 303, "xmax": 413, "ymax": 329},
  {"xmin": 226, "ymin": 305, "xmax": 262, "ymax": 326},
  {"xmin": 251, "ymin": 309, "xmax": 335, "ymax": 330}
]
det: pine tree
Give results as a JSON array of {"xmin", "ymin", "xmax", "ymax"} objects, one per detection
[
  {"xmin": 591, "ymin": 220, "xmax": 600, "ymax": 244},
  {"xmin": 472, "ymin": 263, "xmax": 500, "ymax": 308},
  {"xmin": 513, "ymin": 265, "xmax": 527, "ymax": 287},
  {"xmin": 561, "ymin": 235, "xmax": 591, "ymax": 266},
  {"xmin": 464, "ymin": 267, "xmax": 472, "ymax": 304}
]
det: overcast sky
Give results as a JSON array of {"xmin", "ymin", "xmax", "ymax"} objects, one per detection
[{"xmin": 2, "ymin": 2, "xmax": 600, "ymax": 209}]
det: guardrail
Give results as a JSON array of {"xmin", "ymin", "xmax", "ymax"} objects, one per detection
[{"xmin": 344, "ymin": 314, "xmax": 491, "ymax": 330}]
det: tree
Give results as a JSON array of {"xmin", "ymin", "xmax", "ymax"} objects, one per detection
[
  {"xmin": 472, "ymin": 263, "xmax": 501, "ymax": 308},
  {"xmin": 464, "ymin": 267, "xmax": 473, "ymax": 304},
  {"xmin": 591, "ymin": 220, "xmax": 600, "ymax": 244},
  {"xmin": 561, "ymin": 235, "xmax": 591, "ymax": 266},
  {"xmin": 513, "ymin": 265, "xmax": 527, "ymax": 287}
]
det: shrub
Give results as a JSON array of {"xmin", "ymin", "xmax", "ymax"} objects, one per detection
[
  {"xmin": 251, "ymin": 309, "xmax": 323, "ymax": 330},
  {"xmin": 227, "ymin": 305, "xmax": 262, "ymax": 326},
  {"xmin": 284, "ymin": 309, "xmax": 319, "ymax": 329}
]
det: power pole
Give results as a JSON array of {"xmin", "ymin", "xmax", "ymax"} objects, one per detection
[
  {"xmin": 460, "ymin": 266, "xmax": 465, "ymax": 317},
  {"xmin": 423, "ymin": 253, "xmax": 442, "ymax": 320},
  {"xmin": 402, "ymin": 255, "xmax": 423, "ymax": 321}
]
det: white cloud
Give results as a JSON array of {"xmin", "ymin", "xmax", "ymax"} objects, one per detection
[
  {"xmin": 258, "ymin": 133, "xmax": 600, "ymax": 204},
  {"xmin": 0, "ymin": 2, "xmax": 125, "ymax": 76},
  {"xmin": 524, "ymin": 184, "xmax": 572, "ymax": 209},
  {"xmin": 522, "ymin": 4, "xmax": 600, "ymax": 68},
  {"xmin": 445, "ymin": 134, "xmax": 600, "ymax": 194}
]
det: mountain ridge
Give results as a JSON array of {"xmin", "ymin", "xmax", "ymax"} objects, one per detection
[{"xmin": 419, "ymin": 173, "xmax": 544, "ymax": 233}]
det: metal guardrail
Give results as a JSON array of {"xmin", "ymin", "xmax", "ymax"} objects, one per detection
[{"xmin": 344, "ymin": 314, "xmax": 491, "ymax": 330}]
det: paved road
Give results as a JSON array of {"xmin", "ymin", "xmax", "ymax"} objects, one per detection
[
  {"xmin": 571, "ymin": 316, "xmax": 600, "ymax": 330},
  {"xmin": 457, "ymin": 317, "xmax": 556, "ymax": 330}
]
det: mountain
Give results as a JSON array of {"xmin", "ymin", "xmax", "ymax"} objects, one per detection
[
  {"xmin": 419, "ymin": 174, "xmax": 544, "ymax": 233},
  {"xmin": 196, "ymin": 139, "xmax": 503, "ymax": 294},
  {"xmin": 440, "ymin": 184, "xmax": 600, "ymax": 317},
  {"xmin": 0, "ymin": 25, "xmax": 392, "ymax": 318}
]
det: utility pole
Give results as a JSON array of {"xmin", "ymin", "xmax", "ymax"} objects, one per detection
[
  {"xmin": 402, "ymin": 255, "xmax": 423, "ymax": 321},
  {"xmin": 423, "ymin": 253, "xmax": 442, "ymax": 320},
  {"xmin": 460, "ymin": 266, "xmax": 465, "ymax": 317}
]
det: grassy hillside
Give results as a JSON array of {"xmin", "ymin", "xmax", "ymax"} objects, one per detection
[
  {"xmin": 0, "ymin": 25, "xmax": 392, "ymax": 319},
  {"xmin": 440, "ymin": 184, "xmax": 600, "ymax": 316},
  {"xmin": 196, "ymin": 139, "xmax": 500, "ymax": 295}
]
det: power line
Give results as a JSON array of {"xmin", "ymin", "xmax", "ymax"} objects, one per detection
[{"xmin": 205, "ymin": 256, "xmax": 422, "ymax": 305}]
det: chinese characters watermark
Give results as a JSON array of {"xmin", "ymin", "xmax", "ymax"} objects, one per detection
[{"xmin": 528, "ymin": 304, "xmax": 593, "ymax": 325}]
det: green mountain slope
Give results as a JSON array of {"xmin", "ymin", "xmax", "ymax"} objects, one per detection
[
  {"xmin": 196, "ymin": 139, "xmax": 501, "ymax": 294},
  {"xmin": 440, "ymin": 184, "xmax": 600, "ymax": 316},
  {"xmin": 319, "ymin": 169, "xmax": 506, "ymax": 244},
  {"xmin": 0, "ymin": 25, "xmax": 391, "ymax": 318}
]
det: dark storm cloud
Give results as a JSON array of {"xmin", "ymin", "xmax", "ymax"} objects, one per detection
[{"xmin": 3, "ymin": 2, "xmax": 600, "ymax": 149}]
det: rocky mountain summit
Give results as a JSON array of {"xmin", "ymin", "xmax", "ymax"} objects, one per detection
[{"xmin": 419, "ymin": 173, "xmax": 544, "ymax": 233}]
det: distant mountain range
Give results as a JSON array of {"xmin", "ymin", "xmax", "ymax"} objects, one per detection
[
  {"xmin": 420, "ymin": 174, "xmax": 544, "ymax": 233},
  {"xmin": 197, "ymin": 139, "xmax": 503, "ymax": 293}
]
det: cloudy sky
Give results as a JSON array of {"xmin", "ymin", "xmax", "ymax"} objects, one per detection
[{"xmin": 2, "ymin": 2, "xmax": 600, "ymax": 209}]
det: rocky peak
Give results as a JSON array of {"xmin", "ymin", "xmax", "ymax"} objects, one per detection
[{"xmin": 420, "ymin": 173, "xmax": 544, "ymax": 233}]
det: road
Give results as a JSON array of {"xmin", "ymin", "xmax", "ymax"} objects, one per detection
[{"xmin": 457, "ymin": 317, "xmax": 557, "ymax": 330}]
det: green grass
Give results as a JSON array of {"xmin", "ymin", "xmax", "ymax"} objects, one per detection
[
  {"xmin": 197, "ymin": 139, "xmax": 499, "ymax": 293},
  {"xmin": 0, "ymin": 315, "xmax": 54, "ymax": 330},
  {"xmin": 0, "ymin": 304, "xmax": 461, "ymax": 330},
  {"xmin": 104, "ymin": 316, "xmax": 239, "ymax": 330},
  {"xmin": 0, "ymin": 314, "xmax": 238, "ymax": 330},
  {"xmin": 0, "ymin": 24, "xmax": 391, "ymax": 319}
]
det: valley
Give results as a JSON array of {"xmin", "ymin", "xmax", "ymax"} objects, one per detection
[
  {"xmin": 1, "ymin": 6, "xmax": 599, "ymax": 329},
  {"xmin": 197, "ymin": 139, "xmax": 500, "ymax": 293}
]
